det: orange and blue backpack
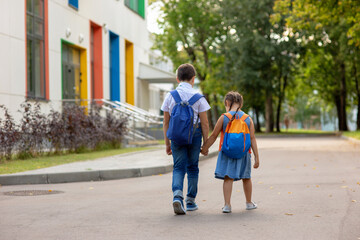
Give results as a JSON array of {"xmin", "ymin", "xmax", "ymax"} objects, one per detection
[{"xmin": 219, "ymin": 111, "xmax": 251, "ymax": 159}]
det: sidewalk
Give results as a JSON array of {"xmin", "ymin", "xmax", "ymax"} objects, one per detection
[{"xmin": 0, "ymin": 139, "xmax": 220, "ymax": 185}]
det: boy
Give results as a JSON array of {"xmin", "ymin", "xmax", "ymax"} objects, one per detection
[{"xmin": 161, "ymin": 63, "xmax": 210, "ymax": 215}]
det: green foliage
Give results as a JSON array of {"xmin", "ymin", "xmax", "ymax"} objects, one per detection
[
  {"xmin": 152, "ymin": 0, "xmax": 360, "ymax": 130},
  {"xmin": 220, "ymin": 0, "xmax": 274, "ymax": 110},
  {"xmin": 220, "ymin": 0, "xmax": 302, "ymax": 132},
  {"xmin": 273, "ymin": 0, "xmax": 360, "ymax": 130},
  {"xmin": 152, "ymin": 0, "xmax": 225, "ymax": 83}
]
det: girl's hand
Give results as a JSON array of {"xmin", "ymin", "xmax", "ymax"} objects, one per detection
[
  {"xmin": 253, "ymin": 158, "xmax": 259, "ymax": 169},
  {"xmin": 166, "ymin": 145, "xmax": 172, "ymax": 155}
]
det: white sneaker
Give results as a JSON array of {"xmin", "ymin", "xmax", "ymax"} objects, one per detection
[
  {"xmin": 222, "ymin": 205, "xmax": 231, "ymax": 213},
  {"xmin": 246, "ymin": 201, "xmax": 257, "ymax": 210}
]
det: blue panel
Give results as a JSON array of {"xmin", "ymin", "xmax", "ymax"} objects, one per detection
[
  {"xmin": 109, "ymin": 31, "xmax": 120, "ymax": 101},
  {"xmin": 69, "ymin": 0, "xmax": 78, "ymax": 10}
]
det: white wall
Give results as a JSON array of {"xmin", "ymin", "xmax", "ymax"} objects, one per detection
[
  {"xmin": 0, "ymin": 0, "xmax": 26, "ymax": 120},
  {"xmin": 0, "ymin": 0, "xmax": 151, "ymax": 120}
]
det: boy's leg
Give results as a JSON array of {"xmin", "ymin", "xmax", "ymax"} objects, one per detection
[
  {"xmin": 186, "ymin": 128, "xmax": 202, "ymax": 203},
  {"xmin": 242, "ymin": 178, "xmax": 252, "ymax": 203},
  {"xmin": 223, "ymin": 176, "xmax": 234, "ymax": 206},
  {"xmin": 171, "ymin": 141, "xmax": 188, "ymax": 200}
]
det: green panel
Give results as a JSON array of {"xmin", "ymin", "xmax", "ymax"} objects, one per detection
[
  {"xmin": 138, "ymin": 0, "xmax": 145, "ymax": 18},
  {"xmin": 125, "ymin": 0, "xmax": 145, "ymax": 18}
]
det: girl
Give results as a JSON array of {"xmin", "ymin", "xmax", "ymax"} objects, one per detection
[{"xmin": 201, "ymin": 91, "xmax": 260, "ymax": 213}]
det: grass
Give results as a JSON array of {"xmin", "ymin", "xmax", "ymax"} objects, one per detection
[
  {"xmin": 256, "ymin": 128, "xmax": 335, "ymax": 135},
  {"xmin": 343, "ymin": 131, "xmax": 360, "ymax": 140},
  {"xmin": 0, "ymin": 147, "xmax": 153, "ymax": 175}
]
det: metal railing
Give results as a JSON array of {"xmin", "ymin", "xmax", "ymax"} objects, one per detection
[{"xmin": 101, "ymin": 99, "xmax": 163, "ymax": 142}]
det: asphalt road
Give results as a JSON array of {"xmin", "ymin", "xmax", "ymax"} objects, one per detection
[{"xmin": 0, "ymin": 137, "xmax": 359, "ymax": 240}]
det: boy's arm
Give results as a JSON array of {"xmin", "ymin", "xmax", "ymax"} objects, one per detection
[
  {"xmin": 163, "ymin": 112, "xmax": 172, "ymax": 155},
  {"xmin": 199, "ymin": 111, "xmax": 209, "ymax": 143},
  {"xmin": 201, "ymin": 115, "xmax": 224, "ymax": 153},
  {"xmin": 249, "ymin": 118, "xmax": 259, "ymax": 168}
]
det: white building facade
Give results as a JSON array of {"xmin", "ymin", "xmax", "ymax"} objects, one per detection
[{"xmin": 0, "ymin": 0, "xmax": 175, "ymax": 119}]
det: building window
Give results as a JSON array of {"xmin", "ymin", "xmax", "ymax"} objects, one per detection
[
  {"xmin": 125, "ymin": 0, "xmax": 145, "ymax": 18},
  {"xmin": 26, "ymin": 0, "xmax": 46, "ymax": 99},
  {"xmin": 68, "ymin": 0, "xmax": 78, "ymax": 10}
]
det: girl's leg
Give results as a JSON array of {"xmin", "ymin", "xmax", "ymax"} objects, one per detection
[
  {"xmin": 223, "ymin": 176, "xmax": 234, "ymax": 206},
  {"xmin": 242, "ymin": 178, "xmax": 252, "ymax": 203}
]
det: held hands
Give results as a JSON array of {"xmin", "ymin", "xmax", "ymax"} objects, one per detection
[{"xmin": 200, "ymin": 146, "xmax": 209, "ymax": 156}]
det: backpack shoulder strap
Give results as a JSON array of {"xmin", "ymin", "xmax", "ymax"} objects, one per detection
[
  {"xmin": 188, "ymin": 93, "xmax": 204, "ymax": 106},
  {"xmin": 170, "ymin": 90, "xmax": 182, "ymax": 104},
  {"xmin": 223, "ymin": 112, "xmax": 233, "ymax": 120},
  {"xmin": 240, "ymin": 113, "xmax": 251, "ymax": 129},
  {"xmin": 240, "ymin": 114, "xmax": 249, "ymax": 122}
]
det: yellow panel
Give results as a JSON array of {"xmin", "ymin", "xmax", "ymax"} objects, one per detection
[
  {"xmin": 125, "ymin": 40, "xmax": 134, "ymax": 105},
  {"xmin": 72, "ymin": 48, "xmax": 81, "ymax": 100},
  {"xmin": 80, "ymin": 48, "xmax": 88, "ymax": 107}
]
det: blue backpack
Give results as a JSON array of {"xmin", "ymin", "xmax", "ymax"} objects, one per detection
[{"xmin": 166, "ymin": 90, "xmax": 204, "ymax": 145}]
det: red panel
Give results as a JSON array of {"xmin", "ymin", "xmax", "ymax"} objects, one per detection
[
  {"xmin": 44, "ymin": 0, "xmax": 49, "ymax": 99},
  {"xmin": 90, "ymin": 22, "xmax": 103, "ymax": 100}
]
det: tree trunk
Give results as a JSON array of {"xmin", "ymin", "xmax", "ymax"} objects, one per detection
[
  {"xmin": 213, "ymin": 94, "xmax": 220, "ymax": 120},
  {"xmin": 354, "ymin": 61, "xmax": 360, "ymax": 130},
  {"xmin": 337, "ymin": 63, "xmax": 348, "ymax": 131},
  {"xmin": 276, "ymin": 75, "xmax": 288, "ymax": 132},
  {"xmin": 265, "ymin": 89, "xmax": 274, "ymax": 133},
  {"xmin": 254, "ymin": 107, "xmax": 262, "ymax": 133},
  {"xmin": 203, "ymin": 93, "xmax": 214, "ymax": 130}
]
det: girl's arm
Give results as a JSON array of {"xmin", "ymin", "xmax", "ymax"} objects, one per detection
[
  {"xmin": 201, "ymin": 115, "xmax": 224, "ymax": 154},
  {"xmin": 249, "ymin": 118, "xmax": 259, "ymax": 168}
]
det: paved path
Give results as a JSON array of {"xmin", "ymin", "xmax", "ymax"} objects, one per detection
[{"xmin": 0, "ymin": 137, "xmax": 359, "ymax": 240}]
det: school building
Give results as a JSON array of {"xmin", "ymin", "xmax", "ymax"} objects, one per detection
[{"xmin": 0, "ymin": 0, "xmax": 175, "ymax": 119}]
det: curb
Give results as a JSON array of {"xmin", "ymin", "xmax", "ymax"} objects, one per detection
[
  {"xmin": 340, "ymin": 135, "xmax": 360, "ymax": 145},
  {"xmin": 0, "ymin": 151, "xmax": 218, "ymax": 186},
  {"xmin": 255, "ymin": 133, "xmax": 338, "ymax": 138}
]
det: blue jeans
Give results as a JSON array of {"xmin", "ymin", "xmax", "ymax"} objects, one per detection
[{"xmin": 171, "ymin": 127, "xmax": 202, "ymax": 202}]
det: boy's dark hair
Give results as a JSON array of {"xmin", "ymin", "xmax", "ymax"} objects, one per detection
[
  {"xmin": 224, "ymin": 91, "xmax": 243, "ymax": 111},
  {"xmin": 177, "ymin": 63, "xmax": 196, "ymax": 81}
]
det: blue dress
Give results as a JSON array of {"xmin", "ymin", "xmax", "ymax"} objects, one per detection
[{"xmin": 215, "ymin": 111, "xmax": 252, "ymax": 181}]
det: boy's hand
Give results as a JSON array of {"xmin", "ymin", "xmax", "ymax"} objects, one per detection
[
  {"xmin": 166, "ymin": 145, "xmax": 172, "ymax": 155},
  {"xmin": 253, "ymin": 158, "xmax": 259, "ymax": 169}
]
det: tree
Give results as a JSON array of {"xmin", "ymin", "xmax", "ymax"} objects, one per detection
[
  {"xmin": 221, "ymin": 0, "xmax": 302, "ymax": 132},
  {"xmin": 220, "ymin": 0, "xmax": 276, "ymax": 132},
  {"xmin": 152, "ymin": 0, "xmax": 226, "ymax": 129},
  {"xmin": 273, "ymin": 0, "xmax": 360, "ymax": 131}
]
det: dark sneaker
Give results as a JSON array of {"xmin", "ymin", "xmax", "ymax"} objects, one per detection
[
  {"xmin": 186, "ymin": 201, "xmax": 198, "ymax": 211},
  {"xmin": 173, "ymin": 198, "xmax": 186, "ymax": 215}
]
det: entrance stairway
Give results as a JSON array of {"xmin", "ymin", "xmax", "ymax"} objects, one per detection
[{"xmin": 102, "ymin": 100, "xmax": 164, "ymax": 146}]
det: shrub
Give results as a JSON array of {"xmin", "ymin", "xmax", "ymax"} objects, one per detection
[
  {"xmin": 0, "ymin": 105, "xmax": 20, "ymax": 161},
  {"xmin": 0, "ymin": 101, "xmax": 127, "ymax": 161},
  {"xmin": 18, "ymin": 102, "xmax": 48, "ymax": 158}
]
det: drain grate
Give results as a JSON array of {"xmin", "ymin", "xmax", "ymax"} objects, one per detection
[{"xmin": 3, "ymin": 190, "xmax": 64, "ymax": 196}]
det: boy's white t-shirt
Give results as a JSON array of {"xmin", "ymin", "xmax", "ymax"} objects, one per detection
[{"xmin": 161, "ymin": 82, "xmax": 211, "ymax": 124}]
